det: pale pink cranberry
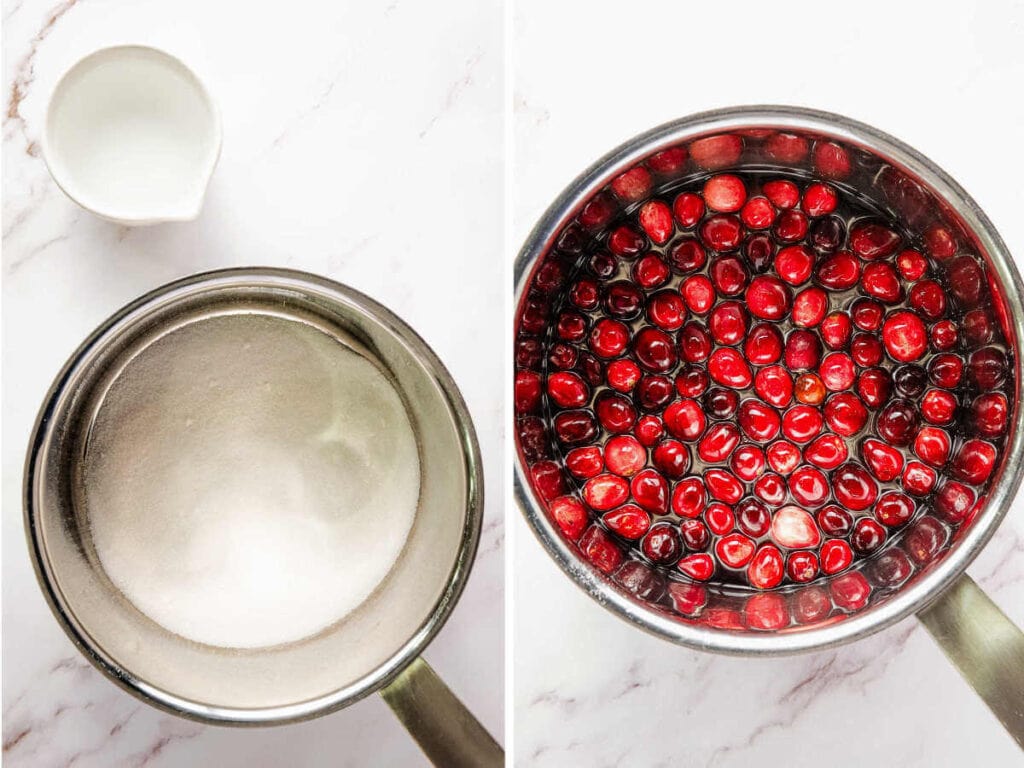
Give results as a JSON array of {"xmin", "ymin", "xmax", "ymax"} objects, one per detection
[
  {"xmin": 715, "ymin": 532, "xmax": 756, "ymax": 568},
  {"xmin": 709, "ymin": 301, "xmax": 749, "ymax": 345},
  {"xmin": 583, "ymin": 474, "xmax": 630, "ymax": 511},
  {"xmin": 896, "ymin": 249, "xmax": 928, "ymax": 281},
  {"xmin": 762, "ymin": 179, "xmax": 800, "ymax": 209},
  {"xmin": 747, "ymin": 545, "xmax": 785, "ymax": 589},
  {"xmin": 549, "ymin": 496, "xmax": 589, "ymax": 540},
  {"xmin": 766, "ymin": 440, "xmax": 801, "ymax": 474},
  {"xmin": 672, "ymin": 192, "xmax": 705, "ymax": 228},
  {"xmin": 951, "ymin": 439, "xmax": 997, "ymax": 485},
  {"xmin": 606, "ymin": 359, "xmax": 642, "ymax": 393},
  {"xmin": 816, "ymin": 251, "xmax": 861, "ymax": 290},
  {"xmin": 638, "ymin": 200, "xmax": 674, "ymax": 245},
  {"xmin": 745, "ymin": 323, "xmax": 784, "ymax": 365},
  {"xmin": 579, "ymin": 525, "xmax": 623, "ymax": 574},
  {"xmin": 801, "ymin": 182, "xmax": 838, "ymax": 216},
  {"xmin": 668, "ymin": 238, "xmax": 707, "ymax": 273},
  {"xmin": 681, "ymin": 274, "xmax": 716, "ymax": 314},
  {"xmin": 671, "ymin": 477, "xmax": 707, "ymax": 518},
  {"xmin": 823, "ymin": 392, "xmax": 868, "ymax": 436},
  {"xmin": 804, "ymin": 434, "xmax": 848, "ymax": 470},
  {"xmin": 741, "ymin": 196, "xmax": 775, "ymax": 229},
  {"xmin": 833, "ymin": 463, "xmax": 878, "ymax": 511},
  {"xmin": 641, "ymin": 521, "xmax": 683, "ymax": 565},
  {"xmin": 787, "ymin": 551, "xmax": 819, "ymax": 583},
  {"xmin": 611, "ymin": 166, "xmax": 653, "ymax": 201},
  {"xmin": 861, "ymin": 262, "xmax": 903, "ymax": 303},
  {"xmin": 781, "ymin": 404, "xmax": 824, "ymax": 443},
  {"xmin": 603, "ymin": 504, "xmax": 651, "ymax": 539},
  {"xmin": 689, "ymin": 134, "xmax": 743, "ymax": 169},
  {"xmin": 755, "ymin": 365, "xmax": 793, "ymax": 408},
  {"xmin": 730, "ymin": 444, "xmax": 767, "ymax": 481},
  {"xmin": 703, "ymin": 174, "xmax": 747, "ymax": 212},
  {"xmin": 698, "ymin": 422, "xmax": 741, "ymax": 463},
  {"xmin": 771, "ymin": 505, "xmax": 821, "ymax": 548},
  {"xmin": 678, "ymin": 553, "xmax": 715, "ymax": 581},
  {"xmin": 861, "ymin": 438, "xmax": 904, "ymax": 482},
  {"xmin": 547, "ymin": 371, "xmax": 589, "ymax": 408},
  {"xmin": 589, "ymin": 318, "xmax": 630, "ymax": 358},
  {"xmin": 630, "ymin": 469, "xmax": 670, "ymax": 514},
  {"xmin": 604, "ymin": 435, "xmax": 646, "ymax": 476},
  {"xmin": 921, "ymin": 389, "xmax": 957, "ymax": 425},
  {"xmin": 647, "ymin": 290, "xmax": 686, "ymax": 331}
]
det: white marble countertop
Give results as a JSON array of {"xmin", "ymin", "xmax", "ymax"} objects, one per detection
[
  {"xmin": 513, "ymin": 1, "xmax": 1024, "ymax": 766},
  {"xmin": 2, "ymin": 1, "xmax": 502, "ymax": 765}
]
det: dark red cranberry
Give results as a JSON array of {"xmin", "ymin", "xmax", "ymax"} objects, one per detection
[
  {"xmin": 709, "ymin": 256, "xmax": 749, "ymax": 296},
  {"xmin": 968, "ymin": 347, "xmax": 1008, "ymax": 389},
  {"xmin": 632, "ymin": 327, "xmax": 678, "ymax": 373},
  {"xmin": 851, "ymin": 298, "xmax": 885, "ymax": 331},
  {"xmin": 876, "ymin": 398, "xmax": 920, "ymax": 446},
  {"xmin": 704, "ymin": 388, "xmax": 740, "ymax": 419},
  {"xmin": 579, "ymin": 525, "xmax": 623, "ymax": 573},
  {"xmin": 607, "ymin": 225, "xmax": 646, "ymax": 258},
  {"xmin": 700, "ymin": 214, "xmax": 743, "ymax": 251},
  {"xmin": 773, "ymin": 209, "xmax": 809, "ymax": 243},
  {"xmin": 553, "ymin": 410, "xmax": 597, "ymax": 445},
  {"xmin": 636, "ymin": 375, "xmax": 674, "ymax": 411},
  {"xmin": 745, "ymin": 323, "xmax": 784, "ymax": 365},
  {"xmin": 893, "ymin": 364, "xmax": 928, "ymax": 398},
  {"xmin": 632, "ymin": 253, "xmax": 671, "ymax": 289},
  {"xmin": 680, "ymin": 519, "xmax": 711, "ymax": 551},
  {"xmin": 851, "ymin": 518, "xmax": 887, "ymax": 554},
  {"xmin": 908, "ymin": 280, "xmax": 947, "ymax": 320},
  {"xmin": 595, "ymin": 393, "xmax": 637, "ymax": 433},
  {"xmin": 875, "ymin": 491, "xmax": 915, "ymax": 527},
  {"xmin": 679, "ymin": 321, "xmax": 713, "ymax": 364},
  {"xmin": 588, "ymin": 251, "xmax": 617, "ymax": 278},
  {"xmin": 856, "ymin": 368, "xmax": 892, "ymax": 408},
  {"xmin": 603, "ymin": 281, "xmax": 644, "ymax": 320},
  {"xmin": 817, "ymin": 505, "xmax": 853, "ymax": 537},
  {"xmin": 743, "ymin": 233, "xmax": 775, "ymax": 273},
  {"xmin": 951, "ymin": 439, "xmax": 997, "ymax": 485},
  {"xmin": 833, "ymin": 463, "xmax": 878, "ymax": 511},
  {"xmin": 668, "ymin": 238, "xmax": 707, "ymax": 273},
  {"xmin": 653, "ymin": 439, "xmax": 691, "ymax": 479},
  {"xmin": 809, "ymin": 215, "xmax": 845, "ymax": 252},
  {"xmin": 641, "ymin": 522, "xmax": 682, "ymax": 565}
]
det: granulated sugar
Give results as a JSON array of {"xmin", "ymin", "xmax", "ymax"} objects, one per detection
[{"xmin": 84, "ymin": 313, "xmax": 420, "ymax": 649}]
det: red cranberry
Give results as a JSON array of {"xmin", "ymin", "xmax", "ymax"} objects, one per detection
[
  {"xmin": 633, "ymin": 327, "xmax": 678, "ymax": 373},
  {"xmin": 704, "ymin": 502, "xmax": 735, "ymax": 535},
  {"xmin": 700, "ymin": 214, "xmax": 743, "ymax": 251},
  {"xmin": 710, "ymin": 255, "xmax": 749, "ymax": 296},
  {"xmin": 603, "ymin": 504, "xmax": 651, "ymax": 539},
  {"xmin": 553, "ymin": 410, "xmax": 598, "ymax": 444},
  {"xmin": 518, "ymin": 417, "xmax": 549, "ymax": 461},
  {"xmin": 817, "ymin": 251, "xmax": 861, "ymax": 290},
  {"xmin": 951, "ymin": 439, "xmax": 997, "ymax": 485},
  {"xmin": 924, "ymin": 224, "xmax": 957, "ymax": 260},
  {"xmin": 681, "ymin": 275, "xmax": 716, "ymax": 315},
  {"xmin": 708, "ymin": 347, "xmax": 753, "ymax": 389},
  {"xmin": 755, "ymin": 365, "xmax": 794, "ymax": 408},
  {"xmin": 817, "ymin": 505, "xmax": 853, "ymax": 537},
  {"xmin": 833, "ymin": 463, "xmax": 878, "ymax": 511},
  {"xmin": 607, "ymin": 225, "xmax": 646, "ymax": 258},
  {"xmin": 823, "ymin": 392, "xmax": 868, "ymax": 436},
  {"xmin": 649, "ymin": 147, "xmax": 688, "ymax": 175},
  {"xmin": 595, "ymin": 393, "xmax": 637, "ymax": 433},
  {"xmin": 704, "ymin": 387, "xmax": 740, "ymax": 420},
  {"xmin": 775, "ymin": 245, "xmax": 815, "ymax": 285},
  {"xmin": 638, "ymin": 200, "xmax": 674, "ymax": 244},
  {"xmin": 963, "ymin": 309, "xmax": 994, "ymax": 346},
  {"xmin": 547, "ymin": 371, "xmax": 590, "ymax": 408},
  {"xmin": 583, "ymin": 474, "xmax": 630, "ymax": 511},
  {"xmin": 882, "ymin": 310, "xmax": 928, "ymax": 363},
  {"xmin": 876, "ymin": 398, "xmax": 920, "ymax": 446},
  {"xmin": 745, "ymin": 323, "xmax": 784, "ymax": 365},
  {"xmin": 630, "ymin": 469, "xmax": 670, "ymax": 514},
  {"xmin": 804, "ymin": 434, "xmax": 848, "ymax": 470},
  {"xmin": 788, "ymin": 466, "xmax": 829, "ymax": 507},
  {"xmin": 784, "ymin": 330, "xmax": 822, "ymax": 370},
  {"xmin": 566, "ymin": 446, "xmax": 604, "ymax": 479},
  {"xmin": 913, "ymin": 426, "xmax": 951, "ymax": 467},
  {"xmin": 819, "ymin": 311, "xmax": 851, "ymax": 350},
  {"xmin": 813, "ymin": 141, "xmax": 851, "ymax": 179},
  {"xmin": 549, "ymin": 496, "xmax": 589, "ymax": 540},
  {"xmin": 698, "ymin": 422, "xmax": 741, "ymax": 463},
  {"xmin": 672, "ymin": 192, "xmax": 705, "ymax": 228},
  {"xmin": 641, "ymin": 521, "xmax": 683, "ymax": 565},
  {"xmin": 819, "ymin": 352, "xmax": 855, "ymax": 391},
  {"xmin": 905, "ymin": 516, "xmax": 948, "ymax": 565},
  {"xmin": 766, "ymin": 440, "xmax": 801, "ymax": 475},
  {"xmin": 856, "ymin": 367, "xmax": 892, "ymax": 408},
  {"xmin": 632, "ymin": 253, "xmax": 671, "ymax": 289},
  {"xmin": 679, "ymin": 321, "xmax": 713, "ymax": 363},
  {"xmin": 548, "ymin": 343, "xmax": 577, "ymax": 370},
  {"xmin": 753, "ymin": 473, "xmax": 787, "ymax": 506},
  {"xmin": 875, "ymin": 491, "xmax": 915, "ymax": 527},
  {"xmin": 663, "ymin": 399, "xmax": 706, "ymax": 441},
  {"xmin": 516, "ymin": 370, "xmax": 542, "ymax": 413},
  {"xmin": 861, "ymin": 262, "xmax": 903, "ymax": 303},
  {"xmin": 741, "ymin": 196, "xmax": 775, "ymax": 229},
  {"xmin": 668, "ymin": 238, "xmax": 707, "ymax": 273},
  {"xmin": 902, "ymin": 461, "xmax": 937, "ymax": 496},
  {"xmin": 730, "ymin": 444, "xmax": 766, "ymax": 481},
  {"xmin": 747, "ymin": 544, "xmax": 785, "ymax": 589},
  {"xmin": 709, "ymin": 301, "xmax": 749, "ymax": 345},
  {"xmin": 590, "ymin": 318, "xmax": 630, "ymax": 358},
  {"xmin": 671, "ymin": 477, "xmax": 707, "ymax": 518},
  {"xmin": 850, "ymin": 221, "xmax": 901, "ymax": 260},
  {"xmin": 647, "ymin": 290, "xmax": 686, "ymax": 331},
  {"xmin": 934, "ymin": 481, "xmax": 976, "ymax": 523},
  {"xmin": 948, "ymin": 256, "xmax": 984, "ymax": 307},
  {"xmin": 792, "ymin": 287, "xmax": 828, "ymax": 328},
  {"xmin": 715, "ymin": 532, "xmax": 756, "ymax": 569},
  {"xmin": 765, "ymin": 133, "xmax": 809, "ymax": 164},
  {"xmin": 579, "ymin": 525, "xmax": 623, "ymax": 574},
  {"xmin": 928, "ymin": 353, "xmax": 963, "ymax": 388},
  {"xmin": 782, "ymin": 404, "xmax": 824, "ymax": 443},
  {"xmin": 613, "ymin": 560, "xmax": 665, "ymax": 600},
  {"xmin": 578, "ymin": 352, "xmax": 604, "ymax": 386},
  {"xmin": 675, "ymin": 366, "xmax": 708, "ymax": 398},
  {"xmin": 705, "ymin": 468, "xmax": 744, "ymax": 504},
  {"xmin": 679, "ymin": 519, "xmax": 711, "ymax": 551},
  {"xmin": 820, "ymin": 539, "xmax": 854, "ymax": 575},
  {"xmin": 653, "ymin": 439, "xmax": 691, "ymax": 479},
  {"xmin": 746, "ymin": 275, "xmax": 791, "ymax": 320},
  {"xmin": 897, "ymin": 249, "xmax": 928, "ymax": 281},
  {"xmin": 580, "ymin": 194, "xmax": 615, "ymax": 230},
  {"xmin": 908, "ymin": 280, "xmax": 947, "ymax": 320},
  {"xmin": 851, "ymin": 298, "xmax": 884, "ymax": 331},
  {"xmin": 531, "ymin": 460, "xmax": 566, "ymax": 501},
  {"xmin": 861, "ymin": 438, "xmax": 904, "ymax": 482},
  {"xmin": 851, "ymin": 518, "xmax": 887, "ymax": 554},
  {"xmin": 516, "ymin": 337, "xmax": 543, "ymax": 368},
  {"xmin": 666, "ymin": 581, "xmax": 707, "ymax": 615},
  {"xmin": 690, "ymin": 134, "xmax": 743, "ymax": 169},
  {"xmin": 921, "ymin": 389, "xmax": 957, "ymax": 425},
  {"xmin": 870, "ymin": 549, "xmax": 913, "ymax": 587},
  {"xmin": 636, "ymin": 375, "xmax": 674, "ymax": 410},
  {"xmin": 607, "ymin": 359, "xmax": 642, "ymax": 393},
  {"xmin": 763, "ymin": 179, "xmax": 800, "ymax": 209},
  {"xmin": 738, "ymin": 399, "xmax": 782, "ymax": 442},
  {"xmin": 787, "ymin": 551, "xmax": 819, "ymax": 583},
  {"xmin": 635, "ymin": 415, "xmax": 664, "ymax": 446},
  {"xmin": 969, "ymin": 347, "xmax": 1008, "ymax": 390},
  {"xmin": 678, "ymin": 553, "xmax": 715, "ymax": 581},
  {"xmin": 773, "ymin": 209, "xmax": 809, "ymax": 243},
  {"xmin": 830, "ymin": 572, "xmax": 871, "ymax": 611}
]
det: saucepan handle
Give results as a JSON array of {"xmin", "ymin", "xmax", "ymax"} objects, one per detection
[
  {"xmin": 916, "ymin": 573, "xmax": 1024, "ymax": 749},
  {"xmin": 380, "ymin": 656, "xmax": 504, "ymax": 767}
]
